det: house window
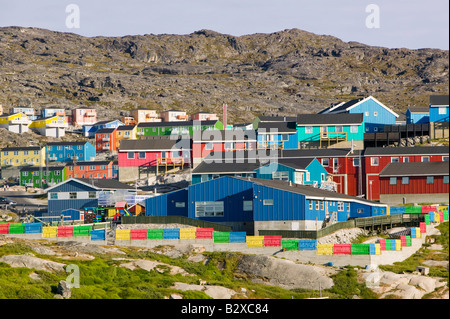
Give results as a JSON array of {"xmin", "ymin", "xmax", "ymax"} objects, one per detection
[
  {"xmin": 13, "ymin": 151, "xmax": 18, "ymax": 155},
  {"xmin": 55, "ymin": 171, "xmax": 60, "ymax": 176},
  {"xmin": 374, "ymin": 112, "xmax": 378, "ymax": 117},
  {"xmin": 320, "ymin": 201, "xmax": 324, "ymax": 210},
  {"xmin": 338, "ymin": 202, "xmax": 344, "ymax": 211},
  {"xmin": 444, "ymin": 176, "xmax": 449, "ymax": 184},
  {"xmin": 89, "ymin": 192, "xmax": 96, "ymax": 199},
  {"xmin": 305, "ymin": 126, "xmax": 313, "ymax": 134},
  {"xmin": 422, "ymin": 156, "xmax": 429, "ymax": 162},
  {"xmin": 350, "ymin": 125, "xmax": 358, "ymax": 133},
  {"xmin": 50, "ymin": 193, "xmax": 58, "ymax": 199},
  {"xmin": 371, "ymin": 157, "xmax": 379, "ymax": 166},
  {"xmin": 389, "ymin": 177, "xmax": 397, "ymax": 185},
  {"xmin": 34, "ymin": 151, "xmax": 39, "ymax": 155},
  {"xmin": 272, "ymin": 171, "xmax": 289, "ymax": 181},
  {"xmin": 353, "ymin": 158, "xmax": 360, "ymax": 167},
  {"xmin": 365, "ymin": 112, "xmax": 369, "ymax": 116},
  {"xmin": 374, "ymin": 127, "xmax": 378, "ymax": 132},
  {"xmin": 309, "ymin": 200, "xmax": 313, "ymax": 210},
  {"xmin": 243, "ymin": 200, "xmax": 253, "ymax": 211},
  {"xmin": 426, "ymin": 176, "xmax": 434, "ymax": 184},
  {"xmin": 443, "ymin": 156, "xmax": 449, "ymax": 162},
  {"xmin": 315, "ymin": 201, "xmax": 320, "ymax": 210},
  {"xmin": 224, "ymin": 142, "xmax": 234, "ymax": 150},
  {"xmin": 127, "ymin": 152, "xmax": 135, "ymax": 159},
  {"xmin": 391, "ymin": 157, "xmax": 399, "ymax": 163},
  {"xmin": 79, "ymin": 166, "xmax": 85, "ymax": 171},
  {"xmin": 403, "ymin": 157, "xmax": 409, "ymax": 163},
  {"xmin": 402, "ymin": 177, "xmax": 409, "ymax": 185},
  {"xmin": 438, "ymin": 107, "xmax": 447, "ymax": 115},
  {"xmin": 263, "ymin": 199, "xmax": 274, "ymax": 206},
  {"xmin": 69, "ymin": 192, "xmax": 77, "ymax": 199},
  {"xmin": 138, "ymin": 152, "xmax": 146, "ymax": 159},
  {"xmin": 77, "ymin": 146, "xmax": 82, "ymax": 150},
  {"xmin": 335, "ymin": 126, "xmax": 343, "ymax": 133},
  {"xmin": 90, "ymin": 165, "xmax": 95, "ymax": 170},
  {"xmin": 195, "ymin": 201, "xmax": 224, "ymax": 217},
  {"xmin": 322, "ymin": 158, "xmax": 329, "ymax": 167},
  {"xmin": 347, "ymin": 203, "xmax": 350, "ymax": 212},
  {"xmin": 175, "ymin": 202, "xmax": 185, "ymax": 208}
]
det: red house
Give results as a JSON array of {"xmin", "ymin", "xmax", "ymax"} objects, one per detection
[
  {"xmin": 117, "ymin": 138, "xmax": 191, "ymax": 182},
  {"xmin": 192, "ymin": 130, "xmax": 257, "ymax": 167},
  {"xmin": 282, "ymin": 148, "xmax": 364, "ymax": 197},
  {"xmin": 363, "ymin": 146, "xmax": 449, "ymax": 201},
  {"xmin": 95, "ymin": 128, "xmax": 118, "ymax": 152},
  {"xmin": 379, "ymin": 161, "xmax": 449, "ymax": 205},
  {"xmin": 66, "ymin": 160, "xmax": 114, "ymax": 179}
]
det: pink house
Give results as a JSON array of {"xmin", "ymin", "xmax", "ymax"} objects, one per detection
[
  {"xmin": 117, "ymin": 138, "xmax": 191, "ymax": 182},
  {"xmin": 72, "ymin": 107, "xmax": 97, "ymax": 126},
  {"xmin": 190, "ymin": 111, "xmax": 219, "ymax": 121}
]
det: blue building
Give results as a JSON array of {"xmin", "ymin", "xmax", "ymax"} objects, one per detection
[
  {"xmin": 429, "ymin": 95, "xmax": 449, "ymax": 123},
  {"xmin": 144, "ymin": 176, "xmax": 387, "ymax": 234},
  {"xmin": 46, "ymin": 141, "xmax": 96, "ymax": 162},
  {"xmin": 46, "ymin": 178, "xmax": 136, "ymax": 216},
  {"xmin": 83, "ymin": 119, "xmax": 124, "ymax": 137},
  {"xmin": 255, "ymin": 158, "xmax": 328, "ymax": 188},
  {"xmin": 406, "ymin": 107, "xmax": 429, "ymax": 124},
  {"xmin": 318, "ymin": 96, "xmax": 399, "ymax": 133},
  {"xmin": 257, "ymin": 121, "xmax": 298, "ymax": 150}
]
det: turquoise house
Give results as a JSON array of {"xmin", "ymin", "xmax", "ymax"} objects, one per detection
[
  {"xmin": 296, "ymin": 113, "xmax": 364, "ymax": 149},
  {"xmin": 255, "ymin": 158, "xmax": 328, "ymax": 188},
  {"xmin": 318, "ymin": 96, "xmax": 398, "ymax": 133}
]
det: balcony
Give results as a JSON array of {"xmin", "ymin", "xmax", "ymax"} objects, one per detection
[
  {"xmin": 257, "ymin": 140, "xmax": 285, "ymax": 150},
  {"xmin": 84, "ymin": 112, "xmax": 96, "ymax": 117},
  {"xmin": 320, "ymin": 132, "xmax": 347, "ymax": 148},
  {"xmin": 102, "ymin": 137, "xmax": 110, "ymax": 141},
  {"xmin": 176, "ymin": 114, "xmax": 189, "ymax": 120},
  {"xmin": 102, "ymin": 145, "xmax": 110, "ymax": 150},
  {"xmin": 9, "ymin": 119, "xmax": 31, "ymax": 125}
]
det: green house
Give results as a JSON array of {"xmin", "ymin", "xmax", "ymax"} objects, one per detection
[
  {"xmin": 296, "ymin": 113, "xmax": 364, "ymax": 149},
  {"xmin": 20, "ymin": 166, "xmax": 66, "ymax": 188},
  {"xmin": 136, "ymin": 120, "xmax": 224, "ymax": 137}
]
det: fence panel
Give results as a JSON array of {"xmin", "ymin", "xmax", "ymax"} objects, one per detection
[
  {"xmin": 90, "ymin": 229, "xmax": 106, "ymax": 241},
  {"xmin": 316, "ymin": 244, "xmax": 333, "ymax": 255},
  {"xmin": 333, "ymin": 244, "xmax": 351, "ymax": 255},
  {"xmin": 130, "ymin": 229, "xmax": 148, "ymax": 240},
  {"xmin": 0, "ymin": 223, "xmax": 9, "ymax": 234},
  {"xmin": 214, "ymin": 232, "xmax": 230, "ymax": 243},
  {"xmin": 73, "ymin": 225, "xmax": 91, "ymax": 237},
  {"xmin": 42, "ymin": 226, "xmax": 58, "ymax": 238},
  {"xmin": 196, "ymin": 228, "xmax": 214, "ymax": 239},
  {"xmin": 24, "ymin": 222, "xmax": 43, "ymax": 234},
  {"xmin": 163, "ymin": 228, "xmax": 180, "ymax": 240},
  {"xmin": 180, "ymin": 228, "xmax": 197, "ymax": 239},
  {"xmin": 116, "ymin": 229, "xmax": 130, "ymax": 240},
  {"xmin": 297, "ymin": 239, "xmax": 316, "ymax": 251},
  {"xmin": 57, "ymin": 226, "xmax": 73, "ymax": 237},
  {"xmin": 263, "ymin": 235, "xmax": 282, "ymax": 247},
  {"xmin": 229, "ymin": 232, "xmax": 246, "ymax": 243},
  {"xmin": 246, "ymin": 236, "xmax": 264, "ymax": 247},
  {"xmin": 148, "ymin": 229, "xmax": 164, "ymax": 240},
  {"xmin": 351, "ymin": 243, "xmax": 370, "ymax": 255},
  {"xmin": 8, "ymin": 223, "xmax": 25, "ymax": 234}
]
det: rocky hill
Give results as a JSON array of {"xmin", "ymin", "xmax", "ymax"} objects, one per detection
[{"xmin": 0, "ymin": 27, "xmax": 448, "ymax": 124}]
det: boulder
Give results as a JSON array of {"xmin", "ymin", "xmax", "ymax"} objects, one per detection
[{"xmin": 0, "ymin": 255, "xmax": 65, "ymax": 273}]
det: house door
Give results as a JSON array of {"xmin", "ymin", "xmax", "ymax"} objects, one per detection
[{"xmin": 294, "ymin": 171, "xmax": 303, "ymax": 184}]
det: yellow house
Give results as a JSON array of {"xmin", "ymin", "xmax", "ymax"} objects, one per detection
[
  {"xmin": 0, "ymin": 113, "xmax": 31, "ymax": 133},
  {"xmin": 29, "ymin": 116, "xmax": 67, "ymax": 137},
  {"xmin": 117, "ymin": 125, "xmax": 137, "ymax": 143},
  {"xmin": 1, "ymin": 146, "xmax": 46, "ymax": 167}
]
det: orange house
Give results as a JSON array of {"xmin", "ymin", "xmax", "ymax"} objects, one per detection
[
  {"xmin": 66, "ymin": 160, "xmax": 114, "ymax": 179},
  {"xmin": 95, "ymin": 127, "xmax": 118, "ymax": 152}
]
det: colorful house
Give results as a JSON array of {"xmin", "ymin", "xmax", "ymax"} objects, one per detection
[
  {"xmin": 318, "ymin": 96, "xmax": 398, "ymax": 133},
  {"xmin": 192, "ymin": 129, "xmax": 257, "ymax": 166},
  {"xmin": 405, "ymin": 107, "xmax": 429, "ymax": 124},
  {"xmin": 144, "ymin": 176, "xmax": 387, "ymax": 234},
  {"xmin": 191, "ymin": 158, "xmax": 261, "ymax": 184},
  {"xmin": 41, "ymin": 108, "xmax": 65, "ymax": 119},
  {"xmin": 66, "ymin": 160, "xmax": 114, "ymax": 179},
  {"xmin": 160, "ymin": 109, "xmax": 188, "ymax": 122},
  {"xmin": 296, "ymin": 113, "xmax": 364, "ymax": 149},
  {"xmin": 136, "ymin": 120, "xmax": 224, "ymax": 137},
  {"xmin": 116, "ymin": 125, "xmax": 137, "ymax": 143},
  {"xmin": 95, "ymin": 127, "xmax": 118, "ymax": 152},
  {"xmin": 117, "ymin": 138, "xmax": 191, "ymax": 182},
  {"xmin": 12, "ymin": 107, "xmax": 36, "ymax": 120},
  {"xmin": 257, "ymin": 121, "xmax": 298, "ymax": 150},
  {"xmin": 72, "ymin": 107, "xmax": 97, "ymax": 127},
  {"xmin": 29, "ymin": 116, "xmax": 67, "ymax": 137},
  {"xmin": 45, "ymin": 178, "xmax": 136, "ymax": 216},
  {"xmin": 131, "ymin": 109, "xmax": 161, "ymax": 123},
  {"xmin": 1, "ymin": 146, "xmax": 46, "ymax": 167},
  {"xmin": 255, "ymin": 158, "xmax": 330, "ymax": 189},
  {"xmin": 363, "ymin": 146, "xmax": 449, "ymax": 201},
  {"xmin": 0, "ymin": 112, "xmax": 31, "ymax": 133},
  {"xmin": 379, "ymin": 161, "xmax": 449, "ymax": 205},
  {"xmin": 429, "ymin": 95, "xmax": 449, "ymax": 123},
  {"xmin": 190, "ymin": 111, "xmax": 219, "ymax": 121},
  {"xmin": 46, "ymin": 141, "xmax": 96, "ymax": 162},
  {"xmin": 252, "ymin": 116, "xmax": 297, "ymax": 130},
  {"xmin": 82, "ymin": 119, "xmax": 123, "ymax": 137},
  {"xmin": 20, "ymin": 166, "xmax": 66, "ymax": 188}
]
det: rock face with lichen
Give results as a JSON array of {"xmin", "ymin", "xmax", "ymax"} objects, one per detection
[{"xmin": 0, "ymin": 27, "xmax": 448, "ymax": 126}]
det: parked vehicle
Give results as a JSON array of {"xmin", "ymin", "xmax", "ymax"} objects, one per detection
[{"xmin": 0, "ymin": 197, "xmax": 17, "ymax": 208}]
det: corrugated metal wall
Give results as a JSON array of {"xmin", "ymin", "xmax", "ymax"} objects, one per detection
[
  {"xmin": 188, "ymin": 177, "xmax": 254, "ymax": 222},
  {"xmin": 253, "ymin": 183, "xmax": 306, "ymax": 221},
  {"xmin": 48, "ymin": 198, "xmax": 98, "ymax": 216}
]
